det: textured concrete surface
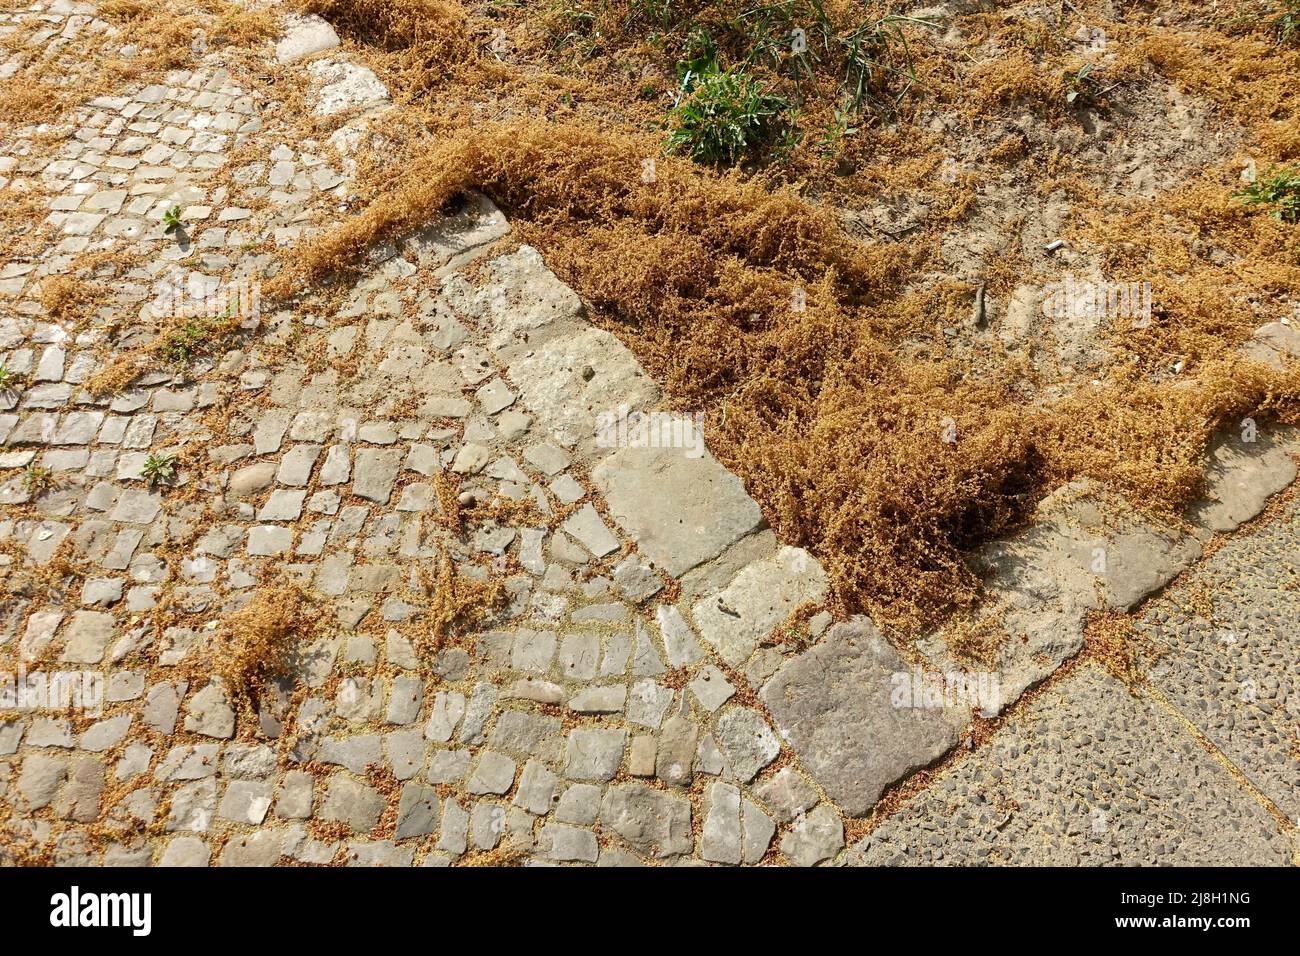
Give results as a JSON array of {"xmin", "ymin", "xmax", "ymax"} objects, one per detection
[
  {"xmin": 844, "ymin": 665, "xmax": 1293, "ymax": 866},
  {"xmin": 1138, "ymin": 497, "xmax": 1300, "ymax": 823}
]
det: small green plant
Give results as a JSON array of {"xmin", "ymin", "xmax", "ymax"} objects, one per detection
[
  {"xmin": 1235, "ymin": 164, "xmax": 1300, "ymax": 223},
  {"xmin": 667, "ymin": 48, "xmax": 788, "ymax": 165},
  {"xmin": 817, "ymin": 106, "xmax": 859, "ymax": 157},
  {"xmin": 839, "ymin": 15, "xmax": 930, "ymax": 116},
  {"xmin": 1276, "ymin": 0, "xmax": 1300, "ymax": 44},
  {"xmin": 548, "ymin": 0, "xmax": 599, "ymax": 55},
  {"xmin": 140, "ymin": 451, "xmax": 177, "ymax": 487},
  {"xmin": 1064, "ymin": 62, "xmax": 1097, "ymax": 105},
  {"xmin": 162, "ymin": 205, "xmax": 183, "ymax": 235},
  {"xmin": 158, "ymin": 313, "xmax": 231, "ymax": 369},
  {"xmin": 0, "ymin": 363, "xmax": 17, "ymax": 392},
  {"xmin": 22, "ymin": 464, "xmax": 52, "ymax": 495}
]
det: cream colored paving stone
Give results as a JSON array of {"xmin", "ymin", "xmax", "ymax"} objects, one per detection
[{"xmin": 691, "ymin": 545, "xmax": 826, "ymax": 667}]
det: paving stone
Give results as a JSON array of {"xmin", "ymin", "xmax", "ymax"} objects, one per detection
[
  {"xmin": 753, "ymin": 767, "xmax": 820, "ymax": 824},
  {"xmin": 81, "ymin": 576, "xmax": 124, "ymax": 607},
  {"xmin": 277, "ymin": 444, "xmax": 321, "ymax": 486},
  {"xmin": 564, "ymin": 727, "xmax": 626, "ymax": 781},
  {"xmin": 309, "ymin": 60, "xmax": 391, "ymax": 116},
  {"xmin": 687, "ymin": 664, "xmax": 735, "ymax": 713},
  {"xmin": 109, "ymin": 488, "xmax": 162, "ymax": 524},
  {"xmin": 427, "ymin": 750, "xmax": 471, "ymax": 785},
  {"xmin": 276, "ymin": 14, "xmax": 341, "ymax": 63},
  {"xmin": 600, "ymin": 782, "xmax": 693, "ymax": 858},
  {"xmin": 384, "ymin": 729, "xmax": 427, "ymax": 780},
  {"xmin": 80, "ymin": 714, "xmax": 132, "ymax": 753},
  {"xmin": 537, "ymin": 822, "xmax": 598, "ymax": 863},
  {"xmin": 653, "ymin": 715, "xmax": 699, "ymax": 789},
  {"xmin": 230, "ymin": 463, "xmax": 278, "ymax": 496},
  {"xmin": 556, "ymin": 632, "xmax": 599, "ymax": 680},
  {"xmin": 58, "ymin": 610, "xmax": 115, "ymax": 664},
  {"xmin": 142, "ymin": 681, "xmax": 186, "ymax": 734},
  {"xmin": 276, "ymin": 771, "xmax": 315, "ymax": 820},
  {"xmin": 559, "ymin": 503, "xmax": 620, "ymax": 558},
  {"xmin": 503, "ymin": 325, "xmax": 657, "ymax": 454},
  {"xmin": 386, "ymin": 675, "xmax": 423, "ymax": 725},
  {"xmin": 436, "ymin": 799, "xmax": 470, "ymax": 855},
  {"xmin": 781, "ymin": 804, "xmax": 844, "ymax": 866},
  {"xmin": 257, "ymin": 488, "xmax": 306, "ymax": 521},
  {"xmin": 458, "ymin": 682, "xmax": 497, "ymax": 745},
  {"xmin": 223, "ymin": 745, "xmax": 277, "ymax": 780},
  {"xmin": 167, "ymin": 779, "xmax": 217, "ymax": 833},
  {"xmin": 693, "ymin": 546, "xmax": 827, "ymax": 667},
  {"xmin": 1138, "ymin": 497, "xmax": 1300, "ymax": 822},
  {"xmin": 27, "ymin": 718, "xmax": 74, "ymax": 749},
  {"xmin": 319, "ymin": 445, "xmax": 351, "ymax": 484},
  {"xmin": 220, "ymin": 830, "xmax": 283, "ymax": 867},
  {"xmin": 523, "ymin": 442, "xmax": 570, "ymax": 476},
  {"xmin": 489, "ymin": 710, "xmax": 563, "ymax": 764},
  {"xmin": 627, "ymin": 679, "xmax": 674, "ymax": 729},
  {"xmin": 182, "ymin": 683, "xmax": 236, "ymax": 739},
  {"xmin": 335, "ymin": 678, "xmax": 383, "ymax": 722},
  {"xmin": 218, "ymin": 780, "xmax": 273, "ymax": 825},
  {"xmin": 714, "ymin": 706, "xmax": 781, "ymax": 783},
  {"xmin": 476, "ymin": 377, "xmax": 515, "ymax": 414},
  {"xmin": 467, "ymin": 750, "xmax": 516, "ymax": 795},
  {"xmin": 961, "ymin": 479, "xmax": 1201, "ymax": 707},
  {"xmin": 656, "ymin": 604, "xmax": 705, "ymax": 667},
  {"xmin": 159, "ymin": 836, "xmax": 211, "ymax": 867},
  {"xmin": 701, "ymin": 781, "xmax": 744, "ymax": 864},
  {"xmin": 510, "ymin": 629, "xmax": 556, "ymax": 674},
  {"xmin": 425, "ymin": 690, "xmax": 466, "ymax": 743},
  {"xmin": 320, "ymin": 775, "xmax": 385, "ymax": 832},
  {"xmin": 247, "ymin": 525, "xmax": 293, "ymax": 556},
  {"xmin": 1188, "ymin": 427, "xmax": 1298, "ymax": 534},
  {"xmin": 741, "ymin": 799, "xmax": 776, "ymax": 864},
  {"xmin": 469, "ymin": 801, "xmax": 507, "ymax": 851},
  {"xmin": 762, "ymin": 619, "xmax": 966, "ymax": 816},
  {"xmin": 353, "ymin": 447, "xmax": 402, "ymax": 503},
  {"xmin": 592, "ymin": 446, "xmax": 764, "ymax": 577},
  {"xmin": 628, "ymin": 735, "xmax": 657, "ymax": 776},
  {"xmin": 394, "ymin": 782, "xmax": 440, "ymax": 840},
  {"xmin": 513, "ymin": 759, "xmax": 559, "ymax": 815},
  {"xmin": 18, "ymin": 754, "xmax": 68, "ymax": 810}
]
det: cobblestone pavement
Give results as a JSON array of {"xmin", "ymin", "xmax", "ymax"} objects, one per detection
[{"xmin": 0, "ymin": 4, "xmax": 1295, "ymax": 866}]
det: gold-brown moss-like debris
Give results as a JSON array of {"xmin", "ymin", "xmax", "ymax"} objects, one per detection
[{"xmin": 212, "ymin": 584, "xmax": 318, "ymax": 705}]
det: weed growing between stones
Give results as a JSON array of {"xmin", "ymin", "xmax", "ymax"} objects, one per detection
[
  {"xmin": 211, "ymin": 583, "xmax": 318, "ymax": 708},
  {"xmin": 417, "ymin": 549, "xmax": 505, "ymax": 650},
  {"xmin": 1084, "ymin": 612, "xmax": 1148, "ymax": 689},
  {"xmin": 1236, "ymin": 164, "xmax": 1300, "ymax": 222},
  {"xmin": 86, "ymin": 310, "xmax": 244, "ymax": 395},
  {"xmin": 665, "ymin": 46, "xmax": 789, "ymax": 165},
  {"xmin": 210, "ymin": 582, "xmax": 317, "ymax": 712},
  {"xmin": 38, "ymin": 275, "xmax": 98, "ymax": 322}
]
